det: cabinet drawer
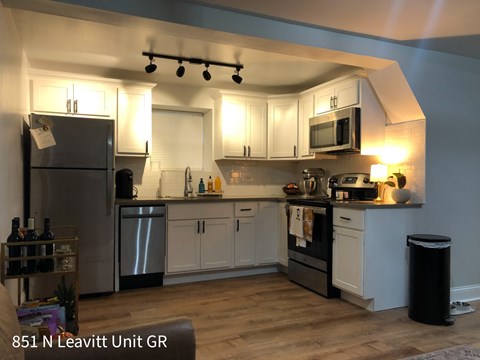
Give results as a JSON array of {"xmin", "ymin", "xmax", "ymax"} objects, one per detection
[
  {"xmin": 168, "ymin": 203, "xmax": 234, "ymax": 220},
  {"xmin": 333, "ymin": 208, "xmax": 364, "ymax": 230},
  {"xmin": 234, "ymin": 202, "xmax": 257, "ymax": 217}
]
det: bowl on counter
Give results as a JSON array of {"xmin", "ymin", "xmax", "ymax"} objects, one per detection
[
  {"xmin": 299, "ymin": 180, "xmax": 317, "ymax": 196},
  {"xmin": 283, "ymin": 184, "xmax": 301, "ymax": 195}
]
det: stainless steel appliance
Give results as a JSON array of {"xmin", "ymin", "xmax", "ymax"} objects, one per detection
[
  {"xmin": 309, "ymin": 107, "xmax": 360, "ymax": 154},
  {"xmin": 328, "ymin": 173, "xmax": 377, "ymax": 200},
  {"xmin": 287, "ymin": 198, "xmax": 339, "ymax": 298},
  {"xmin": 119, "ymin": 206, "xmax": 166, "ymax": 290},
  {"xmin": 286, "ymin": 172, "xmax": 377, "ymax": 297},
  {"xmin": 25, "ymin": 114, "xmax": 115, "ymax": 295}
]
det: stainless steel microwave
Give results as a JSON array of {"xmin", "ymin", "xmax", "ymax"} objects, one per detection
[{"xmin": 309, "ymin": 107, "xmax": 360, "ymax": 154}]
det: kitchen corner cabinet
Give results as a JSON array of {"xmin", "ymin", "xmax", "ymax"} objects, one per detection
[
  {"xmin": 167, "ymin": 203, "xmax": 234, "ymax": 273},
  {"xmin": 234, "ymin": 203, "xmax": 258, "ymax": 267},
  {"xmin": 30, "ymin": 78, "xmax": 116, "ymax": 118},
  {"xmin": 314, "ymin": 78, "xmax": 359, "ymax": 115},
  {"xmin": 116, "ymin": 85, "xmax": 153, "ymax": 156},
  {"xmin": 297, "ymin": 93, "xmax": 315, "ymax": 158},
  {"xmin": 332, "ymin": 206, "xmax": 419, "ymax": 311},
  {"xmin": 214, "ymin": 94, "xmax": 267, "ymax": 159},
  {"xmin": 267, "ymin": 96, "xmax": 299, "ymax": 159}
]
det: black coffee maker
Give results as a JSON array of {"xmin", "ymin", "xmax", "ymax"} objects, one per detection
[{"xmin": 115, "ymin": 169, "xmax": 134, "ymax": 199}]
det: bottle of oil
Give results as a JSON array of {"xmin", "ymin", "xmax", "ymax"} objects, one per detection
[
  {"xmin": 207, "ymin": 176, "xmax": 213, "ymax": 193},
  {"xmin": 214, "ymin": 176, "xmax": 222, "ymax": 193}
]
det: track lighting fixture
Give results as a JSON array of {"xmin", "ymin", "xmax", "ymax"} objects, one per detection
[
  {"xmin": 232, "ymin": 66, "xmax": 243, "ymax": 84},
  {"xmin": 145, "ymin": 55, "xmax": 157, "ymax": 74},
  {"xmin": 142, "ymin": 51, "xmax": 244, "ymax": 84},
  {"xmin": 202, "ymin": 63, "xmax": 211, "ymax": 81},
  {"xmin": 176, "ymin": 60, "xmax": 185, "ymax": 78}
]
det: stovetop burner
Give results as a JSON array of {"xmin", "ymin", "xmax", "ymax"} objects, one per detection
[{"xmin": 287, "ymin": 196, "xmax": 331, "ymax": 206}]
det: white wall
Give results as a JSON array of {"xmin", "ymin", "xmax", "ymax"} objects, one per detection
[{"xmin": 0, "ymin": 5, "xmax": 27, "ymax": 238}]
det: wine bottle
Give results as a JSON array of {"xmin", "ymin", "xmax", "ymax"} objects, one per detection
[
  {"xmin": 6, "ymin": 217, "xmax": 22, "ymax": 275},
  {"xmin": 39, "ymin": 218, "xmax": 55, "ymax": 272},
  {"xmin": 24, "ymin": 217, "xmax": 39, "ymax": 274}
]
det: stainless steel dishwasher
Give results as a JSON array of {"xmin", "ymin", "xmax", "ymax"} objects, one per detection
[{"xmin": 119, "ymin": 206, "xmax": 166, "ymax": 290}]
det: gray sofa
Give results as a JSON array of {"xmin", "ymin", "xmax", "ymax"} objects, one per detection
[{"xmin": 0, "ymin": 283, "xmax": 196, "ymax": 360}]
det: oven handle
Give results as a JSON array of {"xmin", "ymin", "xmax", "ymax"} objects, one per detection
[{"xmin": 285, "ymin": 204, "xmax": 327, "ymax": 215}]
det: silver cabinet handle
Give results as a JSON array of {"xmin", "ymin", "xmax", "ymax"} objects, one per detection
[
  {"xmin": 293, "ymin": 145, "xmax": 297, "ymax": 157},
  {"xmin": 334, "ymin": 96, "xmax": 338, "ymax": 108},
  {"xmin": 74, "ymin": 99, "xmax": 78, "ymax": 114},
  {"xmin": 243, "ymin": 145, "xmax": 246, "ymax": 157},
  {"xmin": 67, "ymin": 99, "xmax": 71, "ymax": 113},
  {"xmin": 145, "ymin": 140, "xmax": 149, "ymax": 155},
  {"xmin": 248, "ymin": 145, "xmax": 251, "ymax": 157},
  {"xmin": 330, "ymin": 96, "xmax": 334, "ymax": 109}
]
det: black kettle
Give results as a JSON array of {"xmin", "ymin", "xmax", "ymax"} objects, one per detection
[{"xmin": 115, "ymin": 169, "xmax": 134, "ymax": 199}]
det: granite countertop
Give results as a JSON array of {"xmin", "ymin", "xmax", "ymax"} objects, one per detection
[{"xmin": 115, "ymin": 196, "xmax": 423, "ymax": 209}]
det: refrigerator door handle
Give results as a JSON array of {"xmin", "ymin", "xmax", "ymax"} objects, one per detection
[
  {"xmin": 106, "ymin": 122, "xmax": 114, "ymax": 170},
  {"xmin": 106, "ymin": 170, "xmax": 113, "ymax": 216}
]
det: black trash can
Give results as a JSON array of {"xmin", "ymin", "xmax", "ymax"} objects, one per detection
[{"xmin": 407, "ymin": 234, "xmax": 454, "ymax": 326}]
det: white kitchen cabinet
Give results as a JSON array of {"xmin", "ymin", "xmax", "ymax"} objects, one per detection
[
  {"xmin": 332, "ymin": 206, "xmax": 420, "ymax": 311},
  {"xmin": 257, "ymin": 202, "xmax": 278, "ymax": 264},
  {"xmin": 214, "ymin": 93, "xmax": 267, "ymax": 159},
  {"xmin": 314, "ymin": 78, "xmax": 359, "ymax": 114},
  {"xmin": 297, "ymin": 93, "xmax": 315, "ymax": 158},
  {"xmin": 116, "ymin": 85, "xmax": 153, "ymax": 156},
  {"xmin": 167, "ymin": 203, "xmax": 234, "ymax": 274},
  {"xmin": 267, "ymin": 95, "xmax": 299, "ymax": 159},
  {"xmin": 234, "ymin": 202, "xmax": 258, "ymax": 267},
  {"xmin": 277, "ymin": 202, "xmax": 289, "ymax": 267},
  {"xmin": 30, "ymin": 78, "xmax": 115, "ymax": 117}
]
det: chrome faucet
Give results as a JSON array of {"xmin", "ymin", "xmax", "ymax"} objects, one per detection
[{"xmin": 184, "ymin": 166, "xmax": 193, "ymax": 197}]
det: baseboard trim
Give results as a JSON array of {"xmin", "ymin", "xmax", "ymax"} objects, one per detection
[
  {"xmin": 164, "ymin": 265, "xmax": 279, "ymax": 285},
  {"xmin": 451, "ymin": 284, "xmax": 480, "ymax": 302}
]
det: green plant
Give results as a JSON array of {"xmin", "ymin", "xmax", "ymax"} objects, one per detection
[
  {"xmin": 386, "ymin": 172, "xmax": 407, "ymax": 189},
  {"xmin": 54, "ymin": 275, "xmax": 76, "ymax": 321}
]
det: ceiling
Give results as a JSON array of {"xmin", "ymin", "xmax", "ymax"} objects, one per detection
[{"xmin": 3, "ymin": 0, "xmax": 479, "ymax": 93}]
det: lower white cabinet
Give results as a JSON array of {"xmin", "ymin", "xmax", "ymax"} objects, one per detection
[
  {"xmin": 167, "ymin": 203, "xmax": 234, "ymax": 273},
  {"xmin": 332, "ymin": 206, "xmax": 420, "ymax": 311}
]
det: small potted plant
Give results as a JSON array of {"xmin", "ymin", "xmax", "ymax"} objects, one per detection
[{"xmin": 386, "ymin": 172, "xmax": 411, "ymax": 203}]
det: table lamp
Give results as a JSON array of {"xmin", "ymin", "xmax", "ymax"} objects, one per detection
[{"xmin": 370, "ymin": 164, "xmax": 388, "ymax": 202}]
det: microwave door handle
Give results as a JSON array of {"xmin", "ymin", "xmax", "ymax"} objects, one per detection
[{"xmin": 332, "ymin": 121, "xmax": 338, "ymax": 146}]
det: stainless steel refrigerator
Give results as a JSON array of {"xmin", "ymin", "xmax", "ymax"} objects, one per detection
[{"xmin": 26, "ymin": 114, "xmax": 115, "ymax": 295}]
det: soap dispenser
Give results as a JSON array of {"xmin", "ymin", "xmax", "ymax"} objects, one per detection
[
  {"xmin": 207, "ymin": 176, "xmax": 213, "ymax": 193},
  {"xmin": 198, "ymin": 178, "xmax": 205, "ymax": 193}
]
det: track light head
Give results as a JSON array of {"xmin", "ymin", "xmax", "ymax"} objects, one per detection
[
  {"xmin": 232, "ymin": 67, "xmax": 243, "ymax": 84},
  {"xmin": 145, "ymin": 56, "xmax": 157, "ymax": 73},
  {"xmin": 202, "ymin": 64, "xmax": 211, "ymax": 81},
  {"xmin": 176, "ymin": 60, "xmax": 185, "ymax": 78}
]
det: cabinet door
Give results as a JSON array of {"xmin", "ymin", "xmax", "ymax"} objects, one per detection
[
  {"xmin": 332, "ymin": 226, "xmax": 364, "ymax": 296},
  {"xmin": 335, "ymin": 79, "xmax": 359, "ymax": 109},
  {"xmin": 257, "ymin": 202, "xmax": 278, "ymax": 264},
  {"xmin": 298, "ymin": 94, "xmax": 314, "ymax": 158},
  {"xmin": 31, "ymin": 79, "xmax": 72, "ymax": 114},
  {"xmin": 167, "ymin": 220, "xmax": 201, "ymax": 273},
  {"xmin": 277, "ymin": 202, "xmax": 289, "ymax": 267},
  {"xmin": 201, "ymin": 219, "xmax": 233, "ymax": 269},
  {"xmin": 74, "ymin": 82, "xmax": 115, "ymax": 117},
  {"xmin": 268, "ymin": 99, "xmax": 298, "ymax": 158},
  {"xmin": 117, "ymin": 86, "xmax": 152, "ymax": 155},
  {"xmin": 234, "ymin": 217, "xmax": 257, "ymax": 266},
  {"xmin": 314, "ymin": 86, "xmax": 334, "ymax": 115},
  {"xmin": 222, "ymin": 97, "xmax": 247, "ymax": 157},
  {"xmin": 246, "ymin": 100, "xmax": 267, "ymax": 158}
]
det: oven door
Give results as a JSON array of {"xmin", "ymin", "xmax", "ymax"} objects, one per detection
[{"xmin": 287, "ymin": 205, "xmax": 331, "ymax": 269}]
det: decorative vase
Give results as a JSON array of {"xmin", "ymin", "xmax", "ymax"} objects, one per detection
[{"xmin": 391, "ymin": 188, "xmax": 411, "ymax": 203}]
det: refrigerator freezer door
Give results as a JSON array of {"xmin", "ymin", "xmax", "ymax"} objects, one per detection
[
  {"xmin": 30, "ymin": 114, "xmax": 113, "ymax": 169},
  {"xmin": 30, "ymin": 168, "xmax": 114, "ymax": 294}
]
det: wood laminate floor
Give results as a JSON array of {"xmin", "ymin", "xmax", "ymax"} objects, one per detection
[{"xmin": 78, "ymin": 273, "xmax": 480, "ymax": 359}]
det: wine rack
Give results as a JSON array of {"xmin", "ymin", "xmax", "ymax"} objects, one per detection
[{"xmin": 0, "ymin": 226, "xmax": 79, "ymax": 332}]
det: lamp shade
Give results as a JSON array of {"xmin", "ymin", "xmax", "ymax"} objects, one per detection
[{"xmin": 370, "ymin": 164, "xmax": 388, "ymax": 182}]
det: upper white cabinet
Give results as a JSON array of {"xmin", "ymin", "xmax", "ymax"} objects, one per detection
[
  {"xmin": 314, "ymin": 78, "xmax": 359, "ymax": 115},
  {"xmin": 30, "ymin": 78, "xmax": 116, "ymax": 118},
  {"xmin": 214, "ymin": 93, "xmax": 267, "ymax": 159},
  {"xmin": 267, "ymin": 95, "xmax": 299, "ymax": 159},
  {"xmin": 116, "ymin": 85, "xmax": 153, "ymax": 156},
  {"xmin": 297, "ymin": 93, "xmax": 315, "ymax": 158}
]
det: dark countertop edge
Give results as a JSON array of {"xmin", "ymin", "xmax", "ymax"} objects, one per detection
[
  {"xmin": 331, "ymin": 201, "xmax": 423, "ymax": 209},
  {"xmin": 115, "ymin": 197, "xmax": 424, "ymax": 209}
]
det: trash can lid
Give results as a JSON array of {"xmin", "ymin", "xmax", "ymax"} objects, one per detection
[{"xmin": 407, "ymin": 234, "xmax": 451, "ymax": 242}]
